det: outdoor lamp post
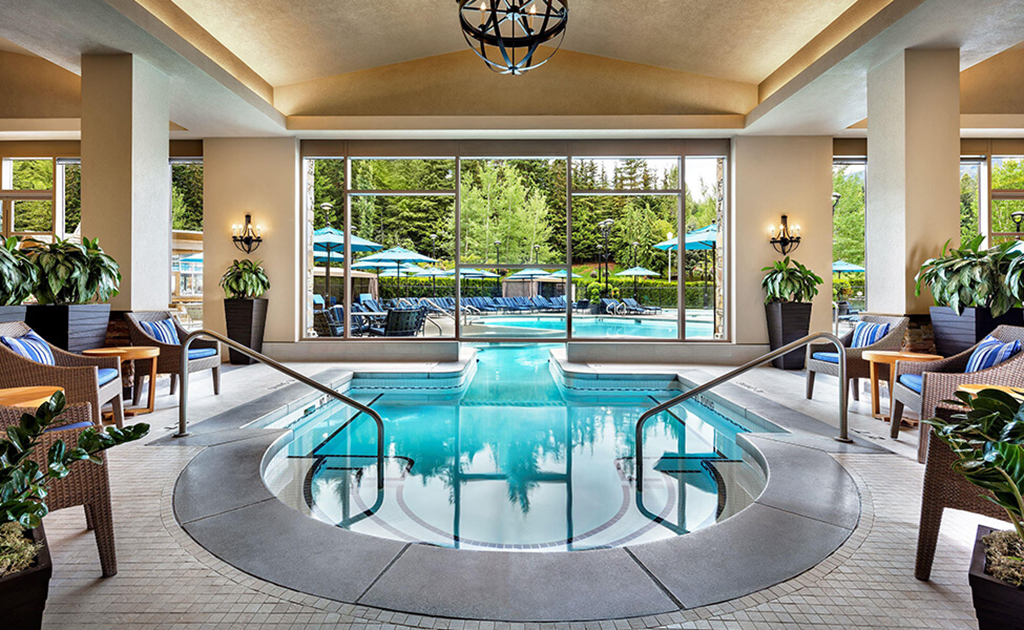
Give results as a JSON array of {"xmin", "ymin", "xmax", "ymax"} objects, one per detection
[
  {"xmin": 631, "ymin": 241, "xmax": 639, "ymax": 300},
  {"xmin": 533, "ymin": 243, "xmax": 540, "ymax": 264},
  {"xmin": 1013, "ymin": 211, "xmax": 1024, "ymax": 235},
  {"xmin": 494, "ymin": 240, "xmax": 502, "ymax": 297},
  {"xmin": 430, "ymin": 233, "xmax": 438, "ymax": 297},
  {"xmin": 666, "ymin": 231, "xmax": 673, "ymax": 283},
  {"xmin": 598, "ymin": 218, "xmax": 614, "ymax": 297}
]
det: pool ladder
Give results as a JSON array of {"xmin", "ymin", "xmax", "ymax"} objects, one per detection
[
  {"xmin": 174, "ymin": 329, "xmax": 386, "ymax": 490},
  {"xmin": 635, "ymin": 332, "xmax": 850, "ymax": 493}
]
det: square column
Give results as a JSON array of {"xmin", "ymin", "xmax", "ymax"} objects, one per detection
[
  {"xmin": 866, "ymin": 49, "xmax": 960, "ymax": 315},
  {"xmin": 81, "ymin": 54, "xmax": 170, "ymax": 311}
]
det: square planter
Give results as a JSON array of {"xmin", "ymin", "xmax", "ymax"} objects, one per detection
[
  {"xmin": 765, "ymin": 301, "xmax": 812, "ymax": 370},
  {"xmin": 969, "ymin": 525, "xmax": 1024, "ymax": 630},
  {"xmin": 224, "ymin": 298, "xmax": 268, "ymax": 365},
  {"xmin": 0, "ymin": 525, "xmax": 51, "ymax": 630},
  {"xmin": 930, "ymin": 306, "xmax": 1024, "ymax": 356},
  {"xmin": 24, "ymin": 304, "xmax": 111, "ymax": 353},
  {"xmin": 0, "ymin": 305, "xmax": 27, "ymax": 323}
]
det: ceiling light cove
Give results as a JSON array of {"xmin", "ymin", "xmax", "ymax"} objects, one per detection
[{"xmin": 457, "ymin": 0, "xmax": 568, "ymax": 75}]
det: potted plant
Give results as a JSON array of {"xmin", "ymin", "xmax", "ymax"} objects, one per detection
[
  {"xmin": 588, "ymin": 282, "xmax": 603, "ymax": 314},
  {"xmin": 762, "ymin": 256, "xmax": 823, "ymax": 370},
  {"xmin": 0, "ymin": 392, "xmax": 147, "ymax": 629},
  {"xmin": 915, "ymin": 236, "xmax": 1023, "ymax": 356},
  {"xmin": 21, "ymin": 237, "xmax": 121, "ymax": 353},
  {"xmin": 0, "ymin": 237, "xmax": 38, "ymax": 323},
  {"xmin": 220, "ymin": 259, "xmax": 270, "ymax": 365},
  {"xmin": 925, "ymin": 389, "xmax": 1024, "ymax": 630}
]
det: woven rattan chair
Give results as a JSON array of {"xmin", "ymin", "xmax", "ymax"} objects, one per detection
[
  {"xmin": 125, "ymin": 311, "xmax": 220, "ymax": 400},
  {"xmin": 892, "ymin": 325, "xmax": 1024, "ymax": 460},
  {"xmin": 805, "ymin": 314, "xmax": 909, "ymax": 402},
  {"xmin": 916, "ymin": 423, "xmax": 1006, "ymax": 581},
  {"xmin": 0, "ymin": 402, "xmax": 119, "ymax": 577},
  {"xmin": 0, "ymin": 322, "xmax": 123, "ymax": 428}
]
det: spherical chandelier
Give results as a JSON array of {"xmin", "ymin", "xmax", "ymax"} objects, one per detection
[{"xmin": 456, "ymin": 0, "xmax": 569, "ymax": 75}]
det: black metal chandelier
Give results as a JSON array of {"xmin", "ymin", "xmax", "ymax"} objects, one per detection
[{"xmin": 456, "ymin": 0, "xmax": 569, "ymax": 75}]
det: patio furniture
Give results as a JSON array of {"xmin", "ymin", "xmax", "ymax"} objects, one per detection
[
  {"xmin": 313, "ymin": 309, "xmax": 344, "ymax": 337},
  {"xmin": 623, "ymin": 298, "xmax": 660, "ymax": 314},
  {"xmin": 0, "ymin": 386, "xmax": 64, "ymax": 409},
  {"xmin": 83, "ymin": 346, "xmax": 161, "ymax": 416},
  {"xmin": 125, "ymin": 312, "xmax": 220, "ymax": 399},
  {"xmin": 915, "ymin": 420, "xmax": 1005, "ymax": 581},
  {"xmin": 574, "ymin": 299, "xmax": 589, "ymax": 313},
  {"xmin": 805, "ymin": 314, "xmax": 909, "ymax": 404},
  {"xmin": 0, "ymin": 401, "xmax": 120, "ymax": 577},
  {"xmin": 368, "ymin": 308, "xmax": 421, "ymax": 337},
  {"xmin": 0, "ymin": 322, "xmax": 123, "ymax": 427},
  {"xmin": 891, "ymin": 325, "xmax": 1024, "ymax": 460},
  {"xmin": 861, "ymin": 350, "xmax": 943, "ymax": 423}
]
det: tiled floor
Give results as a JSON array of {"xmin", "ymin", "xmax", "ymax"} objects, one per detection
[{"xmin": 40, "ymin": 362, "xmax": 1003, "ymax": 629}]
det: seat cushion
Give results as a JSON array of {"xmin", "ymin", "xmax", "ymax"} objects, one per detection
[
  {"xmin": 44, "ymin": 421, "xmax": 94, "ymax": 433},
  {"xmin": 97, "ymin": 367, "xmax": 119, "ymax": 386},
  {"xmin": 899, "ymin": 374, "xmax": 923, "ymax": 394},
  {"xmin": 140, "ymin": 318, "xmax": 180, "ymax": 345},
  {"xmin": 851, "ymin": 321, "xmax": 891, "ymax": 348},
  {"xmin": 811, "ymin": 352, "xmax": 840, "ymax": 364},
  {"xmin": 966, "ymin": 335, "xmax": 1023, "ymax": 373},
  {"xmin": 0, "ymin": 331, "xmax": 55, "ymax": 365},
  {"xmin": 187, "ymin": 347, "xmax": 218, "ymax": 360}
]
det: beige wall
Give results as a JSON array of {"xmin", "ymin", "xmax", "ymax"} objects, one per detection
[
  {"xmin": 274, "ymin": 48, "xmax": 757, "ymax": 118},
  {"xmin": 961, "ymin": 46, "xmax": 1024, "ymax": 115},
  {"xmin": 203, "ymin": 137, "xmax": 300, "ymax": 344},
  {"xmin": 0, "ymin": 51, "xmax": 80, "ymax": 119},
  {"xmin": 731, "ymin": 136, "xmax": 835, "ymax": 344}
]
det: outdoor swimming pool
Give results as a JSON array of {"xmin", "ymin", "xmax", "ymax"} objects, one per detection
[
  {"xmin": 262, "ymin": 345, "xmax": 771, "ymax": 551},
  {"xmin": 466, "ymin": 315, "xmax": 715, "ymax": 339}
]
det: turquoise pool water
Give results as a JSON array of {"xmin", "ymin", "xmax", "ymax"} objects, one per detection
[
  {"xmin": 468, "ymin": 315, "xmax": 715, "ymax": 339},
  {"xmin": 263, "ymin": 344, "xmax": 767, "ymax": 551}
]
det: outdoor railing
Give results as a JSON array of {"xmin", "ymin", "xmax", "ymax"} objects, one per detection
[{"xmin": 634, "ymin": 331, "xmax": 850, "ymax": 492}]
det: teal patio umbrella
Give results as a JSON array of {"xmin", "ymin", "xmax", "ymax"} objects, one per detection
[
  {"xmin": 655, "ymin": 224, "xmax": 719, "ymax": 307},
  {"xmin": 616, "ymin": 266, "xmax": 660, "ymax": 301},
  {"xmin": 357, "ymin": 246, "xmax": 436, "ymax": 297},
  {"xmin": 832, "ymin": 260, "xmax": 865, "ymax": 273},
  {"xmin": 313, "ymin": 227, "xmax": 382, "ymax": 300},
  {"xmin": 414, "ymin": 267, "xmax": 449, "ymax": 298}
]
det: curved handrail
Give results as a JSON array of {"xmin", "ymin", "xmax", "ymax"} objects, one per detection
[
  {"xmin": 175, "ymin": 329, "xmax": 385, "ymax": 490},
  {"xmin": 635, "ymin": 331, "xmax": 849, "ymax": 493}
]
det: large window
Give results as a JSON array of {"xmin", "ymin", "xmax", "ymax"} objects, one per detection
[
  {"xmin": 832, "ymin": 159, "xmax": 866, "ymax": 312},
  {"xmin": 302, "ymin": 142, "xmax": 728, "ymax": 342},
  {"xmin": 991, "ymin": 156, "xmax": 1024, "ymax": 241}
]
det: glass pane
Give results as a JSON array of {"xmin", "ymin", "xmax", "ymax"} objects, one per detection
[
  {"xmin": 571, "ymin": 158, "xmax": 680, "ymax": 190},
  {"xmin": 13, "ymin": 199, "xmax": 53, "ymax": 232},
  {"xmin": 351, "ymin": 159, "xmax": 455, "ymax": 191},
  {"xmin": 460, "ymin": 276, "xmax": 568, "ymax": 340},
  {"xmin": 960, "ymin": 161, "xmax": 982, "ymax": 243},
  {"xmin": 832, "ymin": 161, "xmax": 866, "ymax": 314},
  {"xmin": 306, "ymin": 158, "xmax": 345, "ymax": 337},
  {"xmin": 685, "ymin": 157, "xmax": 725, "ymax": 340},
  {"xmin": 171, "ymin": 162, "xmax": 204, "ymax": 231},
  {"xmin": 62, "ymin": 162, "xmax": 81, "ymax": 235},
  {"xmin": 992, "ymin": 199, "xmax": 1024, "ymax": 235},
  {"xmin": 459, "ymin": 159, "xmax": 567, "ymax": 265},
  {"xmin": 570, "ymin": 193, "xmax": 678, "ymax": 339},
  {"xmin": 11, "ymin": 158, "xmax": 53, "ymax": 190},
  {"xmin": 992, "ymin": 156, "xmax": 1024, "ymax": 190}
]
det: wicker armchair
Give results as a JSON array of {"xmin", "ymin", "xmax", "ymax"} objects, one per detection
[
  {"xmin": 805, "ymin": 314, "xmax": 909, "ymax": 402},
  {"xmin": 892, "ymin": 325, "xmax": 1024, "ymax": 460},
  {"xmin": 0, "ymin": 322, "xmax": 123, "ymax": 427},
  {"xmin": 125, "ymin": 311, "xmax": 220, "ymax": 400},
  {"xmin": 916, "ymin": 424, "xmax": 1005, "ymax": 581},
  {"xmin": 0, "ymin": 402, "xmax": 119, "ymax": 577}
]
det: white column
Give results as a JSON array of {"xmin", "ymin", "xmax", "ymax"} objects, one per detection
[
  {"xmin": 80, "ymin": 54, "xmax": 170, "ymax": 311},
  {"xmin": 866, "ymin": 49, "xmax": 961, "ymax": 315}
]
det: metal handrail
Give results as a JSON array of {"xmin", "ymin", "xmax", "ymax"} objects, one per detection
[
  {"xmin": 175, "ymin": 329, "xmax": 385, "ymax": 489},
  {"xmin": 635, "ymin": 331, "xmax": 850, "ymax": 493}
]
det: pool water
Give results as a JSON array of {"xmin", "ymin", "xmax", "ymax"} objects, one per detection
[
  {"xmin": 263, "ymin": 344, "xmax": 768, "ymax": 551},
  {"xmin": 468, "ymin": 315, "xmax": 715, "ymax": 339}
]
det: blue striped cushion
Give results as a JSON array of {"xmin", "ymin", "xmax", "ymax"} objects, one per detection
[
  {"xmin": 851, "ymin": 322, "xmax": 890, "ymax": 348},
  {"xmin": 140, "ymin": 318, "xmax": 180, "ymax": 345},
  {"xmin": 966, "ymin": 335, "xmax": 1022, "ymax": 373},
  {"xmin": 1, "ymin": 331, "xmax": 55, "ymax": 365}
]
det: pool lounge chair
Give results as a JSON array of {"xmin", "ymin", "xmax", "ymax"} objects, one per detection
[
  {"xmin": 804, "ymin": 313, "xmax": 909, "ymax": 404},
  {"xmin": 623, "ymin": 297, "xmax": 660, "ymax": 314},
  {"xmin": 600, "ymin": 298, "xmax": 623, "ymax": 315},
  {"xmin": 574, "ymin": 299, "xmax": 589, "ymax": 313},
  {"xmin": 368, "ymin": 308, "xmax": 422, "ymax": 337}
]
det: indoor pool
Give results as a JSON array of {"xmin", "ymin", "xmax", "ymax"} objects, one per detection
[
  {"xmin": 262, "ymin": 345, "xmax": 769, "ymax": 551},
  {"xmin": 467, "ymin": 315, "xmax": 715, "ymax": 339}
]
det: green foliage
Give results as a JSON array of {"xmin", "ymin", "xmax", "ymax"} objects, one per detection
[
  {"xmin": 63, "ymin": 163, "xmax": 81, "ymax": 234},
  {"xmin": 761, "ymin": 257, "xmax": 823, "ymax": 304},
  {"xmin": 171, "ymin": 163, "xmax": 203, "ymax": 231},
  {"xmin": 220, "ymin": 259, "xmax": 270, "ymax": 299},
  {"xmin": 961, "ymin": 167, "xmax": 981, "ymax": 245},
  {"xmin": 588, "ymin": 282, "xmax": 602, "ymax": 302},
  {"xmin": 832, "ymin": 164, "xmax": 866, "ymax": 266},
  {"xmin": 991, "ymin": 158, "xmax": 1024, "ymax": 233},
  {"xmin": 23, "ymin": 237, "xmax": 120, "ymax": 305},
  {"xmin": 0, "ymin": 238, "xmax": 38, "ymax": 306},
  {"xmin": 832, "ymin": 275, "xmax": 852, "ymax": 301},
  {"xmin": 915, "ymin": 235, "xmax": 1019, "ymax": 317},
  {"xmin": 0, "ymin": 391, "xmax": 148, "ymax": 541},
  {"xmin": 925, "ymin": 388, "xmax": 1024, "ymax": 543}
]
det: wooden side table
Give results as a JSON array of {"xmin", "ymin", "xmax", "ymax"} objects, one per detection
[
  {"xmin": 862, "ymin": 350, "xmax": 943, "ymax": 423},
  {"xmin": 83, "ymin": 346, "xmax": 160, "ymax": 416},
  {"xmin": 0, "ymin": 386, "xmax": 65, "ymax": 409}
]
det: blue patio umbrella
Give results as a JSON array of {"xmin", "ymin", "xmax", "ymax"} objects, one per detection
[
  {"xmin": 506, "ymin": 268, "xmax": 552, "ymax": 280},
  {"xmin": 358, "ymin": 246, "xmax": 436, "ymax": 296},
  {"xmin": 313, "ymin": 227, "xmax": 382, "ymax": 300},
  {"xmin": 655, "ymin": 224, "xmax": 719, "ymax": 308},
  {"xmin": 548, "ymin": 269, "xmax": 583, "ymax": 279},
  {"xmin": 415, "ymin": 266, "xmax": 449, "ymax": 297},
  {"xmin": 832, "ymin": 260, "xmax": 866, "ymax": 273},
  {"xmin": 616, "ymin": 266, "xmax": 660, "ymax": 301}
]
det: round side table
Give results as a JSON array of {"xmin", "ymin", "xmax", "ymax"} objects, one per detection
[
  {"xmin": 861, "ymin": 350, "xmax": 943, "ymax": 428},
  {"xmin": 0, "ymin": 386, "xmax": 65, "ymax": 409},
  {"xmin": 82, "ymin": 346, "xmax": 160, "ymax": 415}
]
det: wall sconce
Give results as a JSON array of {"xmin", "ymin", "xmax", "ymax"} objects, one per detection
[
  {"xmin": 232, "ymin": 214, "xmax": 263, "ymax": 254},
  {"xmin": 768, "ymin": 214, "xmax": 801, "ymax": 255}
]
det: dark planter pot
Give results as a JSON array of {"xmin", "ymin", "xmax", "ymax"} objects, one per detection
[
  {"xmin": 224, "ymin": 298, "xmax": 268, "ymax": 365},
  {"xmin": 589, "ymin": 304, "xmax": 603, "ymax": 315},
  {"xmin": 0, "ymin": 304, "xmax": 27, "ymax": 323},
  {"xmin": 24, "ymin": 304, "xmax": 111, "ymax": 353},
  {"xmin": 930, "ymin": 306, "xmax": 1024, "ymax": 357},
  {"xmin": 969, "ymin": 525, "xmax": 1024, "ymax": 630},
  {"xmin": 0, "ymin": 525, "xmax": 52, "ymax": 630},
  {"xmin": 765, "ymin": 301, "xmax": 813, "ymax": 370}
]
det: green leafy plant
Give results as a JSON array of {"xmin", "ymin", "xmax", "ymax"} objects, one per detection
[
  {"xmin": 915, "ymin": 235, "xmax": 1019, "ymax": 317},
  {"xmin": 0, "ymin": 392, "xmax": 148, "ymax": 576},
  {"xmin": 832, "ymin": 275, "xmax": 852, "ymax": 302},
  {"xmin": 0, "ymin": 237, "xmax": 38, "ymax": 306},
  {"xmin": 761, "ymin": 257, "xmax": 823, "ymax": 304},
  {"xmin": 22, "ymin": 237, "xmax": 121, "ymax": 305},
  {"xmin": 220, "ymin": 259, "xmax": 270, "ymax": 299}
]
